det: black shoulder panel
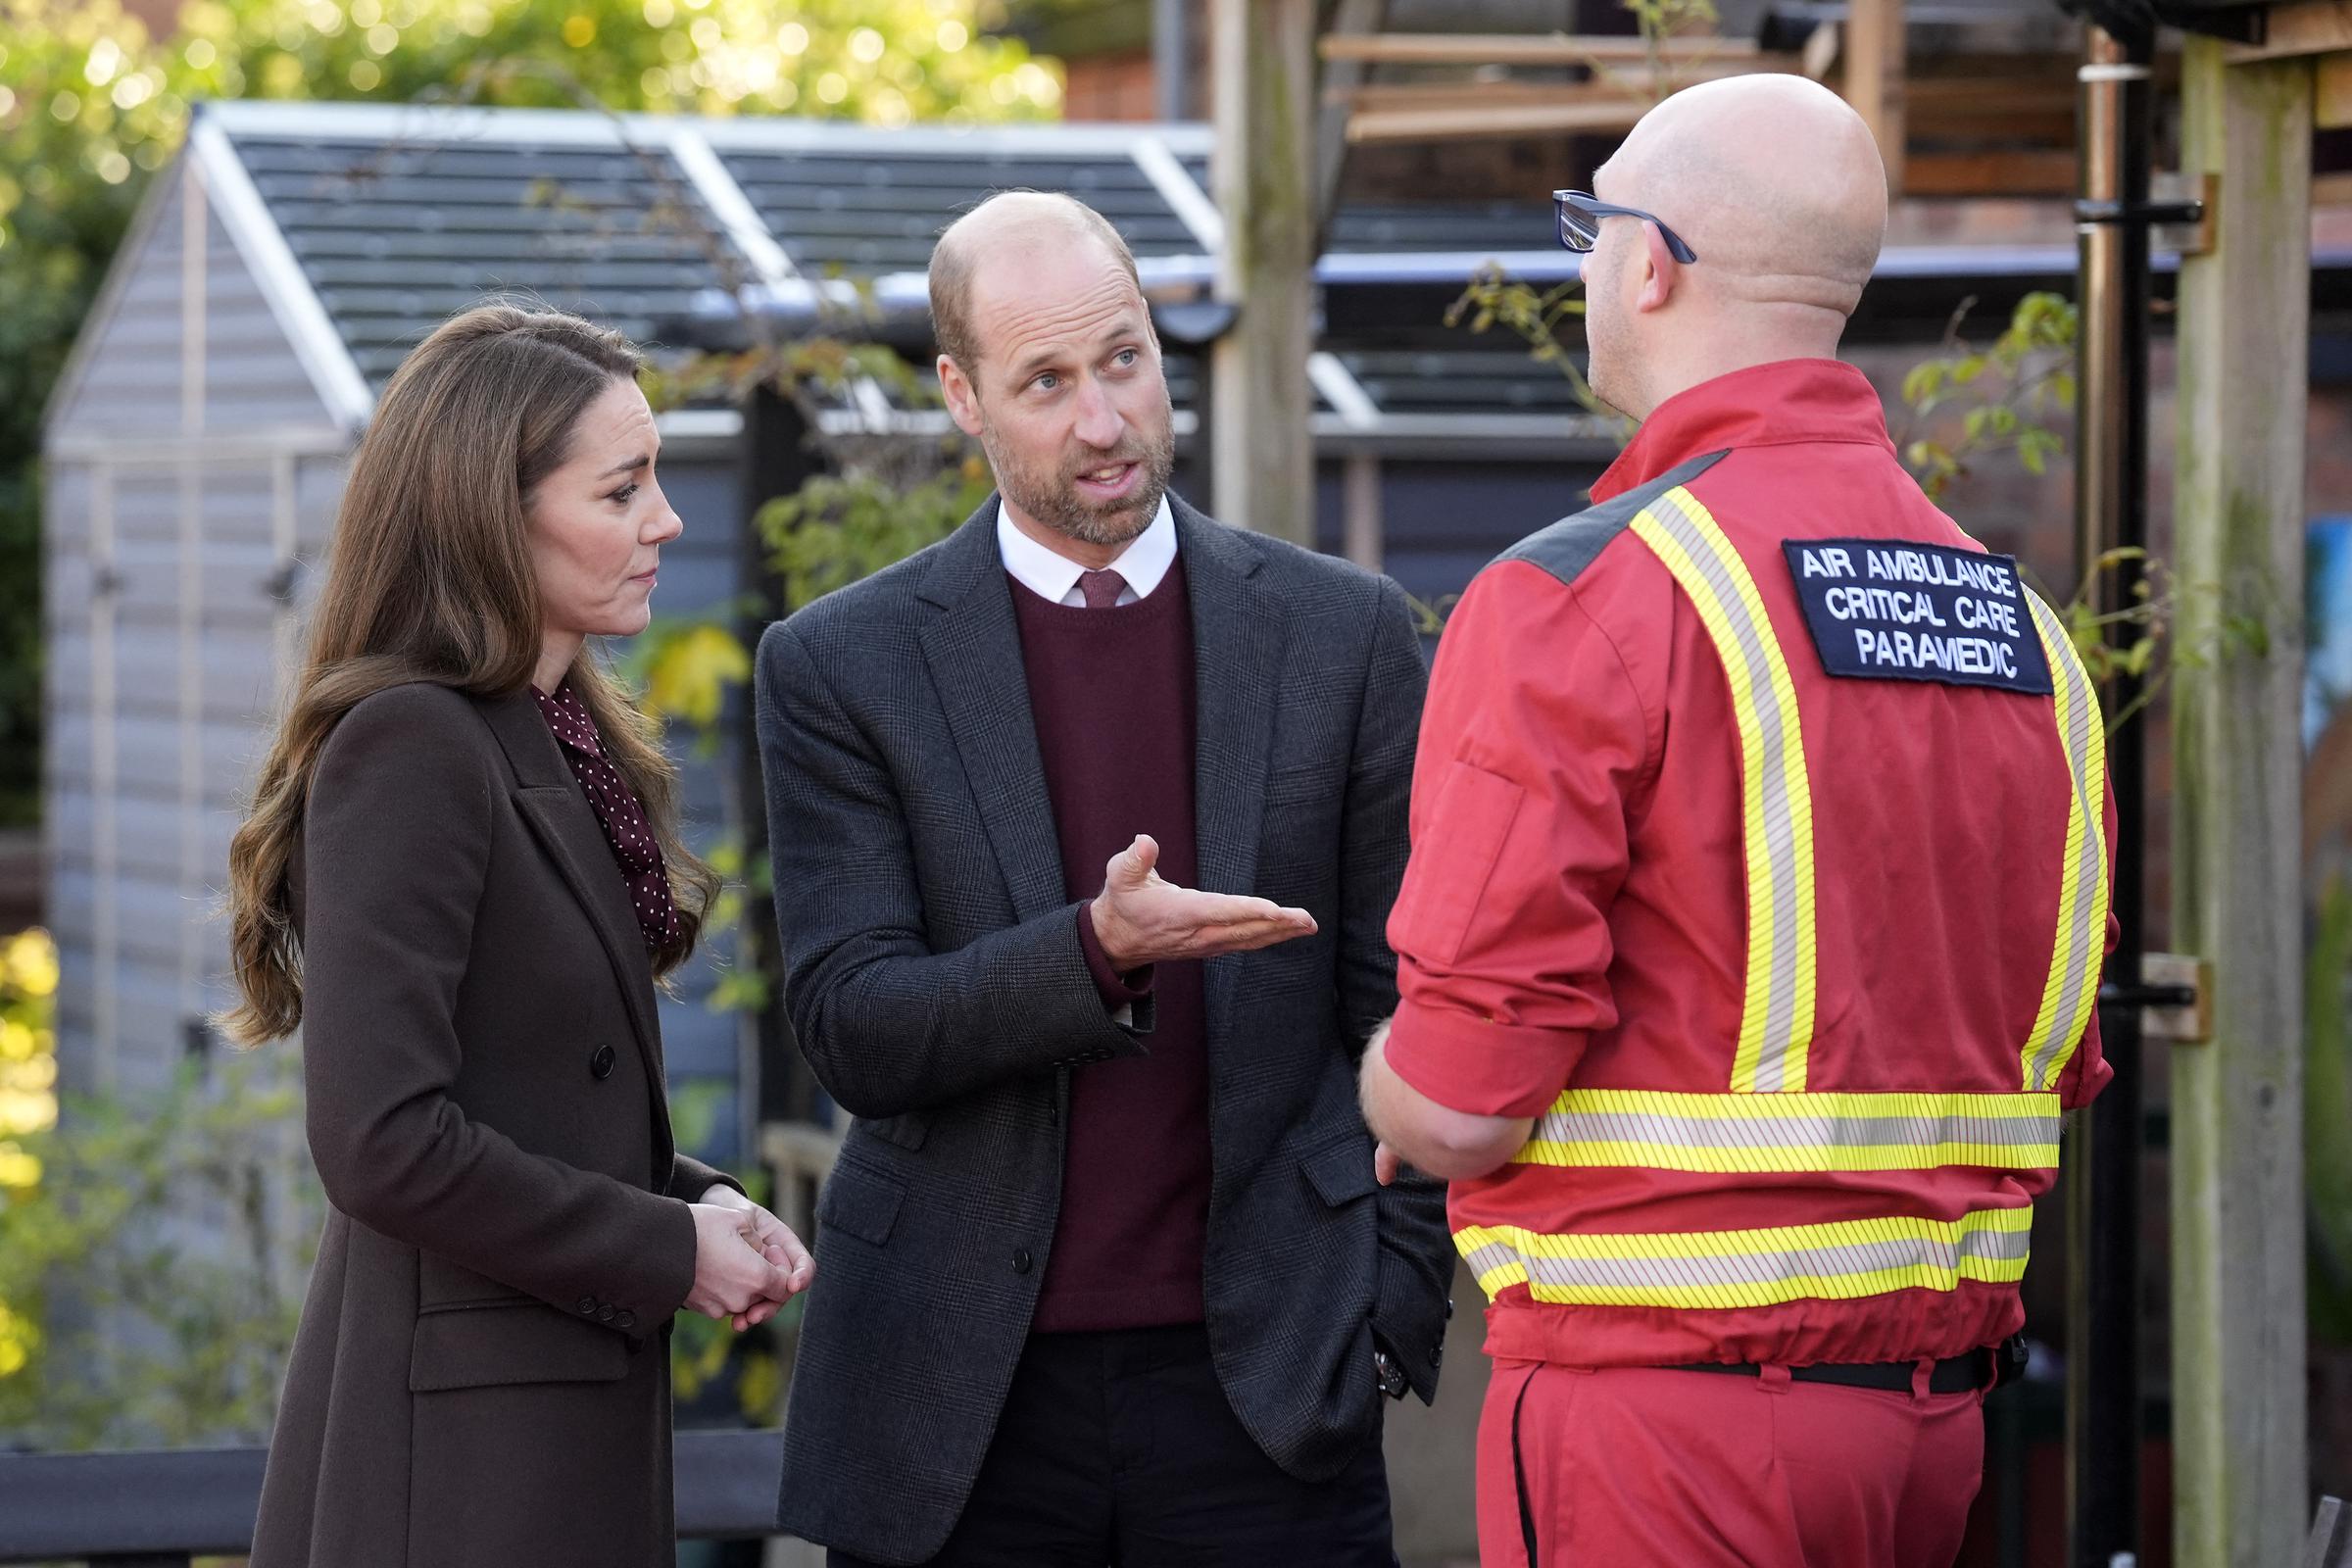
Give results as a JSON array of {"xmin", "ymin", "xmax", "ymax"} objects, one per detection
[{"xmin": 1493, "ymin": 450, "xmax": 1731, "ymax": 588}]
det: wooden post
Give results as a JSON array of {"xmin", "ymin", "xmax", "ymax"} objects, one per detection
[
  {"xmin": 1209, "ymin": 0, "xmax": 1316, "ymax": 546},
  {"xmin": 2170, "ymin": 33, "xmax": 2313, "ymax": 1568},
  {"xmin": 1845, "ymin": 0, "xmax": 1908, "ymax": 194}
]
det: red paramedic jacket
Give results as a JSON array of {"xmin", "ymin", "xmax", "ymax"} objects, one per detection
[{"xmin": 1385, "ymin": 358, "xmax": 2116, "ymax": 1371}]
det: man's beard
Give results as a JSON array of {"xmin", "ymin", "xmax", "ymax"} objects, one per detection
[{"xmin": 982, "ymin": 409, "xmax": 1177, "ymax": 550}]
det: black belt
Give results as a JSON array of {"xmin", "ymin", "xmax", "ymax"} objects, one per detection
[{"xmin": 1668, "ymin": 1335, "xmax": 2026, "ymax": 1396}]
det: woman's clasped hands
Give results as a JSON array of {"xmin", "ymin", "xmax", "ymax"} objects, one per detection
[{"xmin": 686, "ymin": 1186, "xmax": 815, "ymax": 1333}]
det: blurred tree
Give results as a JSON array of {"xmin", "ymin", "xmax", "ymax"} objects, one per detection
[{"xmin": 0, "ymin": 0, "xmax": 1060, "ymax": 829}]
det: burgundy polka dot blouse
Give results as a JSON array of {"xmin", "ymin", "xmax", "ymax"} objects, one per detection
[{"xmin": 529, "ymin": 682, "xmax": 682, "ymax": 956}]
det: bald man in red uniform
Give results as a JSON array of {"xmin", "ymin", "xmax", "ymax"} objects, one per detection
[{"xmin": 1360, "ymin": 76, "xmax": 2115, "ymax": 1568}]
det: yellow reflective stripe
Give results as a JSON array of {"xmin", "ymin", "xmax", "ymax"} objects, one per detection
[
  {"xmin": 1628, "ymin": 487, "xmax": 1818, "ymax": 1093},
  {"xmin": 1509, "ymin": 1088, "xmax": 2062, "ymax": 1173},
  {"xmin": 2020, "ymin": 595, "xmax": 2111, "ymax": 1092},
  {"xmin": 1453, "ymin": 1206, "xmax": 2033, "ymax": 1309}
]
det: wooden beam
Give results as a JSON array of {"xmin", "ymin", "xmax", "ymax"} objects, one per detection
[
  {"xmin": 1209, "ymin": 0, "xmax": 1316, "ymax": 547},
  {"xmin": 2321, "ymin": 50, "xmax": 2352, "ymax": 126},
  {"xmin": 2226, "ymin": 0, "xmax": 2352, "ymax": 63},
  {"xmin": 1846, "ymin": 0, "xmax": 1909, "ymax": 194},
  {"xmin": 1317, "ymin": 31, "xmax": 1759, "ymax": 67},
  {"xmin": 1335, "ymin": 79, "xmax": 1633, "ymax": 112},
  {"xmin": 1345, "ymin": 99, "xmax": 1648, "ymax": 143},
  {"xmin": 1345, "ymin": 71, "xmax": 2079, "ymax": 121},
  {"xmin": 1900, "ymin": 148, "xmax": 2079, "ymax": 196},
  {"xmin": 1903, "ymin": 75, "xmax": 2081, "ymax": 109},
  {"xmin": 2170, "ymin": 34, "xmax": 2313, "ymax": 1568}
]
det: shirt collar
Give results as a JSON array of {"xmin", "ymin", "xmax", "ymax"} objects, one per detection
[
  {"xmin": 1592, "ymin": 358, "xmax": 1898, "ymax": 503},
  {"xmin": 996, "ymin": 493, "xmax": 1178, "ymax": 606}
]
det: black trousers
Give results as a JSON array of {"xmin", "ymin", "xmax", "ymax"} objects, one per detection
[{"xmin": 827, "ymin": 1324, "xmax": 1397, "ymax": 1568}]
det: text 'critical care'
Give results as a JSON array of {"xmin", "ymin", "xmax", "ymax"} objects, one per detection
[{"xmin": 1780, "ymin": 538, "xmax": 2055, "ymax": 697}]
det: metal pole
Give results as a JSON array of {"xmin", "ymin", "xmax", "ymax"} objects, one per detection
[{"xmin": 2067, "ymin": 20, "xmax": 2153, "ymax": 1568}]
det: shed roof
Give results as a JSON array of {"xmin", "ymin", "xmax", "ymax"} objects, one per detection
[{"xmin": 139, "ymin": 99, "xmax": 1613, "ymax": 447}]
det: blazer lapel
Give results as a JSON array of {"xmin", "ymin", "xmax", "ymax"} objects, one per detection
[
  {"xmin": 1174, "ymin": 496, "xmax": 1286, "ymax": 1044},
  {"xmin": 916, "ymin": 498, "xmax": 1071, "ymax": 923},
  {"xmin": 474, "ymin": 690, "xmax": 675, "ymax": 1168}
]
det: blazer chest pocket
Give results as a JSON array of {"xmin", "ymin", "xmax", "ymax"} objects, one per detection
[
  {"xmin": 817, "ymin": 1162, "xmax": 906, "ymax": 1247},
  {"xmin": 409, "ymin": 1299, "xmax": 629, "ymax": 1393}
]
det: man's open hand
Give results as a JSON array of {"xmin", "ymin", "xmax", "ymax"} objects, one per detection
[{"xmin": 1089, "ymin": 834, "xmax": 1317, "ymax": 970}]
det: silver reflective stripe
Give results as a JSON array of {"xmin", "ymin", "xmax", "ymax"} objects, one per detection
[
  {"xmin": 1512, "ymin": 1222, "xmax": 2032, "ymax": 1293},
  {"xmin": 1523, "ymin": 1104, "xmax": 2061, "ymax": 1170},
  {"xmin": 1453, "ymin": 1208, "xmax": 2035, "ymax": 1307},
  {"xmin": 1637, "ymin": 487, "xmax": 1813, "ymax": 1093},
  {"xmin": 2022, "ymin": 593, "xmax": 2109, "ymax": 1092}
]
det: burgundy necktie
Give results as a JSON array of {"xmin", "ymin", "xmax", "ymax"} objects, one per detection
[{"xmin": 1078, "ymin": 568, "xmax": 1128, "ymax": 610}]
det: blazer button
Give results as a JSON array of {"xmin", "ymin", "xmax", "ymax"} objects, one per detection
[
  {"xmin": 590, "ymin": 1044, "xmax": 616, "ymax": 1080},
  {"xmin": 1012, "ymin": 1248, "xmax": 1034, "ymax": 1275},
  {"xmin": 598, "ymin": 1303, "xmax": 617, "ymax": 1323},
  {"xmin": 579, "ymin": 1297, "xmax": 599, "ymax": 1316},
  {"xmin": 615, "ymin": 1309, "xmax": 636, "ymax": 1331}
]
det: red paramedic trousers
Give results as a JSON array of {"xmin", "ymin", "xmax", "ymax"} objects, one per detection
[{"xmin": 1477, "ymin": 1360, "xmax": 1985, "ymax": 1567}]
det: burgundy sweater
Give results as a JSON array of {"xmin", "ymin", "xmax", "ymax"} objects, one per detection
[{"xmin": 1009, "ymin": 558, "xmax": 1210, "ymax": 1333}]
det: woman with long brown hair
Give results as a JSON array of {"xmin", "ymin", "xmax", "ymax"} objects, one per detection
[{"xmin": 224, "ymin": 304, "xmax": 810, "ymax": 1565}]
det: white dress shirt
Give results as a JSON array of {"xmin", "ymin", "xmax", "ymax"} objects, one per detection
[{"xmin": 996, "ymin": 495, "xmax": 1178, "ymax": 607}]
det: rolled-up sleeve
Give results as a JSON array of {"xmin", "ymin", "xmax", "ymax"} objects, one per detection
[{"xmin": 1384, "ymin": 561, "xmax": 1657, "ymax": 1118}]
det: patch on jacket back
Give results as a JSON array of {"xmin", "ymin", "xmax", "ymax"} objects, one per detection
[{"xmin": 1781, "ymin": 538, "xmax": 2054, "ymax": 695}]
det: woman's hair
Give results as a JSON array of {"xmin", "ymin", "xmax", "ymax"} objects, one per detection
[{"xmin": 221, "ymin": 303, "xmax": 718, "ymax": 1045}]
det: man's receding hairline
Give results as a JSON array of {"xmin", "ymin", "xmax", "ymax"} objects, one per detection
[{"xmin": 930, "ymin": 193, "xmax": 1144, "ymax": 377}]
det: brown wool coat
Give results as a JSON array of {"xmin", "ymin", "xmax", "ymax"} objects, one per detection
[{"xmin": 249, "ymin": 682, "xmax": 737, "ymax": 1568}]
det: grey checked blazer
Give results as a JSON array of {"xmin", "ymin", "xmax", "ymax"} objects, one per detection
[{"xmin": 755, "ymin": 495, "xmax": 1453, "ymax": 1565}]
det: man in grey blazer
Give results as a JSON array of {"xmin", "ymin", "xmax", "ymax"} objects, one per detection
[{"xmin": 755, "ymin": 192, "xmax": 1452, "ymax": 1567}]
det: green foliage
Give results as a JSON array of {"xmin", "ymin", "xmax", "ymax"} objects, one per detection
[
  {"xmin": 758, "ymin": 450, "xmax": 994, "ymax": 612},
  {"xmin": 629, "ymin": 614, "xmax": 753, "ymax": 738},
  {"xmin": 2044, "ymin": 542, "xmax": 2279, "ymax": 739},
  {"xmin": 0, "ymin": 1039, "xmax": 320, "ymax": 1450},
  {"xmin": 1444, "ymin": 263, "xmax": 1628, "ymax": 444},
  {"xmin": 0, "ymin": 928, "xmax": 58, "ymax": 1387},
  {"xmin": 0, "ymin": 0, "xmax": 1056, "ymax": 834},
  {"xmin": 1896, "ymin": 290, "xmax": 2078, "ymax": 502},
  {"xmin": 1616, "ymin": 0, "xmax": 1723, "ymax": 87}
]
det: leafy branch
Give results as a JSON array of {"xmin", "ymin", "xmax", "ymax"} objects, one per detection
[
  {"xmin": 1444, "ymin": 263, "xmax": 1630, "ymax": 443},
  {"xmin": 1896, "ymin": 290, "xmax": 2078, "ymax": 503}
]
